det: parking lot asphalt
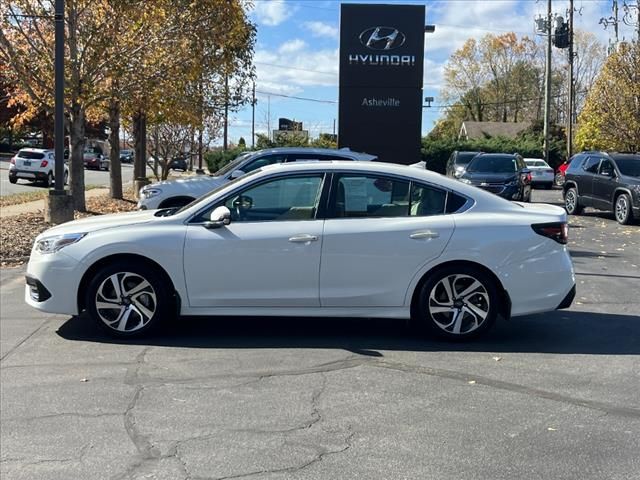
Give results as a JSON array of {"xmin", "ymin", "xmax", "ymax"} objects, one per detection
[{"xmin": 1, "ymin": 188, "xmax": 639, "ymax": 480}]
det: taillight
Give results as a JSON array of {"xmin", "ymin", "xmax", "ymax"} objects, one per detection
[
  {"xmin": 40, "ymin": 160, "xmax": 48, "ymax": 167},
  {"xmin": 532, "ymin": 222, "xmax": 568, "ymax": 244},
  {"xmin": 526, "ymin": 172, "xmax": 532, "ymax": 183},
  {"xmin": 10, "ymin": 157, "xmax": 16, "ymax": 165}
]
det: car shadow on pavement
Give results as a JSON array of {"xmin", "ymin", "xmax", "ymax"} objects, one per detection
[{"xmin": 56, "ymin": 310, "xmax": 640, "ymax": 356}]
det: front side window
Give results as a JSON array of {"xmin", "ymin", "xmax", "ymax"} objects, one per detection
[{"xmin": 223, "ymin": 175, "xmax": 324, "ymax": 222}]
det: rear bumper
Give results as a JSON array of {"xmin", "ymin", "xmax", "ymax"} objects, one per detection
[{"xmin": 9, "ymin": 169, "xmax": 48, "ymax": 180}]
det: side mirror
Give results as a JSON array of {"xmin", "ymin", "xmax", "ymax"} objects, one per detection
[
  {"xmin": 204, "ymin": 206, "xmax": 231, "ymax": 229},
  {"xmin": 229, "ymin": 169, "xmax": 245, "ymax": 179}
]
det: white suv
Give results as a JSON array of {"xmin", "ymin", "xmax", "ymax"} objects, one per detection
[
  {"xmin": 137, "ymin": 147, "xmax": 377, "ymax": 209},
  {"xmin": 9, "ymin": 148, "xmax": 68, "ymax": 187}
]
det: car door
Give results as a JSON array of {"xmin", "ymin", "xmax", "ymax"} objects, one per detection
[
  {"xmin": 592, "ymin": 158, "xmax": 617, "ymax": 209},
  {"xmin": 183, "ymin": 173, "xmax": 327, "ymax": 307},
  {"xmin": 578, "ymin": 156, "xmax": 601, "ymax": 205},
  {"xmin": 319, "ymin": 173, "xmax": 455, "ymax": 307}
]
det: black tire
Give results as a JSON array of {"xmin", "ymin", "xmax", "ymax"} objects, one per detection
[
  {"xmin": 544, "ymin": 182, "xmax": 553, "ymax": 190},
  {"xmin": 85, "ymin": 260, "xmax": 174, "ymax": 338},
  {"xmin": 158, "ymin": 197, "xmax": 194, "ymax": 209},
  {"xmin": 63, "ymin": 171, "xmax": 69, "ymax": 185},
  {"xmin": 45, "ymin": 172, "xmax": 54, "ymax": 188},
  {"xmin": 565, "ymin": 187, "xmax": 583, "ymax": 215},
  {"xmin": 414, "ymin": 265, "xmax": 500, "ymax": 341},
  {"xmin": 9, "ymin": 176, "xmax": 17, "ymax": 184},
  {"xmin": 614, "ymin": 193, "xmax": 634, "ymax": 225}
]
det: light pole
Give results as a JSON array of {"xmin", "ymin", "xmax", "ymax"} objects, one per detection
[
  {"xmin": 45, "ymin": 0, "xmax": 74, "ymax": 223},
  {"xmin": 251, "ymin": 81, "xmax": 256, "ymax": 148}
]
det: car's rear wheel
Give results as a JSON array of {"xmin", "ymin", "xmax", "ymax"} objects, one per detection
[
  {"xmin": 45, "ymin": 172, "xmax": 54, "ymax": 188},
  {"xmin": 63, "ymin": 171, "xmax": 69, "ymax": 185},
  {"xmin": 9, "ymin": 176, "xmax": 17, "ymax": 184},
  {"xmin": 415, "ymin": 265, "xmax": 499, "ymax": 340},
  {"xmin": 565, "ymin": 187, "xmax": 583, "ymax": 215},
  {"xmin": 85, "ymin": 261, "xmax": 173, "ymax": 337},
  {"xmin": 615, "ymin": 193, "xmax": 634, "ymax": 225}
]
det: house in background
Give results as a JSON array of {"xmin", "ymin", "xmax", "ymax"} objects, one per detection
[{"xmin": 458, "ymin": 121, "xmax": 531, "ymax": 141}]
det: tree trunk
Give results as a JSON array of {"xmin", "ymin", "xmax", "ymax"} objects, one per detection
[
  {"xmin": 69, "ymin": 103, "xmax": 86, "ymax": 212},
  {"xmin": 108, "ymin": 98, "xmax": 122, "ymax": 199},
  {"xmin": 132, "ymin": 110, "xmax": 149, "ymax": 198}
]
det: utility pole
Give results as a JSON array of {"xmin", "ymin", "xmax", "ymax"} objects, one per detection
[
  {"xmin": 600, "ymin": 0, "xmax": 621, "ymax": 53},
  {"xmin": 46, "ymin": 0, "xmax": 73, "ymax": 223},
  {"xmin": 567, "ymin": 0, "xmax": 575, "ymax": 159},
  {"xmin": 223, "ymin": 74, "xmax": 229, "ymax": 151},
  {"xmin": 622, "ymin": 1, "xmax": 639, "ymax": 40},
  {"xmin": 543, "ymin": 0, "xmax": 552, "ymax": 165},
  {"xmin": 267, "ymin": 95, "xmax": 271, "ymax": 141},
  {"xmin": 251, "ymin": 81, "xmax": 256, "ymax": 148}
]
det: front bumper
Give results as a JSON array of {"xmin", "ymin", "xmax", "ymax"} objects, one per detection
[{"xmin": 25, "ymin": 250, "xmax": 83, "ymax": 315}]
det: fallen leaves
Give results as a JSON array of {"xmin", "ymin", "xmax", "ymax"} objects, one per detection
[{"xmin": 0, "ymin": 189, "xmax": 137, "ymax": 267}]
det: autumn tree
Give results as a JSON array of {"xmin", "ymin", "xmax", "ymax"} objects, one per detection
[{"xmin": 575, "ymin": 41, "xmax": 640, "ymax": 152}]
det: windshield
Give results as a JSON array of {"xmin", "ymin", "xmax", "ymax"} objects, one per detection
[
  {"xmin": 456, "ymin": 152, "xmax": 479, "ymax": 165},
  {"xmin": 525, "ymin": 160, "xmax": 547, "ymax": 167},
  {"xmin": 171, "ymin": 168, "xmax": 262, "ymax": 216},
  {"xmin": 213, "ymin": 152, "xmax": 254, "ymax": 177},
  {"xmin": 466, "ymin": 155, "xmax": 517, "ymax": 174},
  {"xmin": 613, "ymin": 156, "xmax": 640, "ymax": 177}
]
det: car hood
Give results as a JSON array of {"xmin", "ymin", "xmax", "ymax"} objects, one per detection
[
  {"xmin": 462, "ymin": 172, "xmax": 517, "ymax": 183},
  {"xmin": 36, "ymin": 210, "xmax": 159, "ymax": 239}
]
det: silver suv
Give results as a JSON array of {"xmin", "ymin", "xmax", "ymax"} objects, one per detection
[{"xmin": 137, "ymin": 147, "xmax": 378, "ymax": 209}]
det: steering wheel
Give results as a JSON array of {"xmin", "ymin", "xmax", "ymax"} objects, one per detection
[{"xmin": 231, "ymin": 195, "xmax": 253, "ymax": 220}]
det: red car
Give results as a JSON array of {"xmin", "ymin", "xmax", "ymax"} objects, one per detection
[{"xmin": 555, "ymin": 157, "xmax": 574, "ymax": 186}]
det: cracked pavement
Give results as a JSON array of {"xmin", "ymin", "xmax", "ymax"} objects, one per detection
[{"xmin": 1, "ymin": 188, "xmax": 639, "ymax": 480}]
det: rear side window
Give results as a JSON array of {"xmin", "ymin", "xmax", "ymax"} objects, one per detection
[
  {"xmin": 446, "ymin": 193, "xmax": 468, "ymax": 213},
  {"xmin": 17, "ymin": 151, "xmax": 45, "ymax": 160},
  {"xmin": 583, "ymin": 157, "xmax": 601, "ymax": 173},
  {"xmin": 333, "ymin": 175, "xmax": 410, "ymax": 218},
  {"xmin": 410, "ymin": 184, "xmax": 446, "ymax": 216}
]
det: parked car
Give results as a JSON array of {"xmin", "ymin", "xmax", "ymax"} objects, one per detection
[
  {"xmin": 137, "ymin": 147, "xmax": 378, "ymax": 210},
  {"xmin": 25, "ymin": 161, "xmax": 574, "ymax": 340},
  {"xmin": 8, "ymin": 148, "xmax": 68, "ymax": 187},
  {"xmin": 555, "ymin": 157, "xmax": 574, "ymax": 186},
  {"xmin": 169, "ymin": 157, "xmax": 188, "ymax": 171},
  {"xmin": 458, "ymin": 153, "xmax": 532, "ymax": 202},
  {"xmin": 524, "ymin": 158, "xmax": 554, "ymax": 189},
  {"xmin": 120, "ymin": 149, "xmax": 133, "ymax": 163},
  {"xmin": 563, "ymin": 152, "xmax": 640, "ymax": 225},
  {"xmin": 84, "ymin": 150, "xmax": 109, "ymax": 171},
  {"xmin": 446, "ymin": 151, "xmax": 482, "ymax": 178}
]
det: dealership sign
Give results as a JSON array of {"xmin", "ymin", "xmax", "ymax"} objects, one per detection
[{"xmin": 338, "ymin": 4, "xmax": 425, "ymax": 164}]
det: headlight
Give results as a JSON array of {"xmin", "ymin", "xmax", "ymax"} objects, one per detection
[
  {"xmin": 459, "ymin": 178, "xmax": 472, "ymax": 184},
  {"xmin": 140, "ymin": 187, "xmax": 162, "ymax": 199},
  {"xmin": 35, "ymin": 233, "xmax": 86, "ymax": 254}
]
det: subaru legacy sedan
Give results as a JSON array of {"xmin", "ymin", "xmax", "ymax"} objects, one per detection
[{"xmin": 26, "ymin": 162, "xmax": 575, "ymax": 340}]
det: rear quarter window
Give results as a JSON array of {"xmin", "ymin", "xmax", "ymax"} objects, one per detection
[{"xmin": 446, "ymin": 192, "xmax": 468, "ymax": 213}]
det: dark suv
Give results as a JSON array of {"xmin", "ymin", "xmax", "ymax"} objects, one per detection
[
  {"xmin": 459, "ymin": 153, "xmax": 532, "ymax": 202},
  {"xmin": 563, "ymin": 152, "xmax": 640, "ymax": 225}
]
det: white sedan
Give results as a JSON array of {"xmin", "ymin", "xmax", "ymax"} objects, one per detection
[
  {"xmin": 524, "ymin": 158, "xmax": 555, "ymax": 189},
  {"xmin": 25, "ymin": 162, "xmax": 575, "ymax": 340}
]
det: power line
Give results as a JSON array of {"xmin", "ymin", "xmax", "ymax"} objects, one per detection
[{"xmin": 255, "ymin": 90, "xmax": 337, "ymax": 104}]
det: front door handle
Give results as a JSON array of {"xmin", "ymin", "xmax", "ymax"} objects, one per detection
[
  {"xmin": 289, "ymin": 234, "xmax": 318, "ymax": 243},
  {"xmin": 410, "ymin": 230, "xmax": 439, "ymax": 240}
]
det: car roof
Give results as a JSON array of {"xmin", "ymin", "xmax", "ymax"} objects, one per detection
[
  {"xmin": 246, "ymin": 147, "xmax": 377, "ymax": 161},
  {"xmin": 474, "ymin": 153, "xmax": 519, "ymax": 158}
]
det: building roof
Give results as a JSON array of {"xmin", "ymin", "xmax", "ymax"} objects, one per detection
[{"xmin": 459, "ymin": 121, "xmax": 531, "ymax": 140}]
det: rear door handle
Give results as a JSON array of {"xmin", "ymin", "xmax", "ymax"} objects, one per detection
[
  {"xmin": 410, "ymin": 230, "xmax": 440, "ymax": 240},
  {"xmin": 288, "ymin": 234, "xmax": 318, "ymax": 243}
]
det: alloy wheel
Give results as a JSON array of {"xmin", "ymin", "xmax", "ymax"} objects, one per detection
[
  {"xmin": 94, "ymin": 272, "xmax": 157, "ymax": 333},
  {"xmin": 615, "ymin": 196, "xmax": 629, "ymax": 223},
  {"xmin": 428, "ymin": 274, "xmax": 490, "ymax": 335},
  {"xmin": 566, "ymin": 190, "xmax": 577, "ymax": 213}
]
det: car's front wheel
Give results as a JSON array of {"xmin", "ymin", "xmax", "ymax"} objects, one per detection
[
  {"xmin": 415, "ymin": 265, "xmax": 500, "ymax": 340},
  {"xmin": 9, "ymin": 176, "xmax": 17, "ymax": 184},
  {"xmin": 565, "ymin": 187, "xmax": 583, "ymax": 215},
  {"xmin": 85, "ymin": 261, "xmax": 173, "ymax": 337},
  {"xmin": 615, "ymin": 193, "xmax": 634, "ymax": 225}
]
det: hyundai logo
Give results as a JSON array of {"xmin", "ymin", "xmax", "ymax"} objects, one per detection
[{"xmin": 359, "ymin": 27, "xmax": 406, "ymax": 51}]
